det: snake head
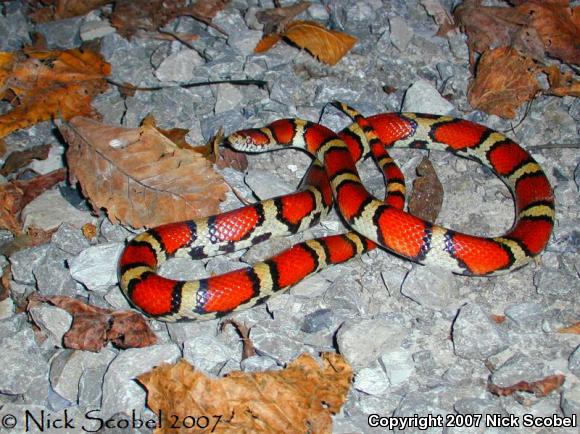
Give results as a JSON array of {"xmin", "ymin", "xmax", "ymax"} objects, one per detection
[{"xmin": 226, "ymin": 128, "xmax": 275, "ymax": 152}]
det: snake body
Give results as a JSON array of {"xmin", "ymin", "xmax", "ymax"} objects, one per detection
[{"xmin": 119, "ymin": 105, "xmax": 555, "ymax": 321}]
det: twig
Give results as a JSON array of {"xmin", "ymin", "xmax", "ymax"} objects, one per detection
[
  {"xmin": 107, "ymin": 78, "xmax": 268, "ymax": 92},
  {"xmin": 528, "ymin": 143, "xmax": 580, "ymax": 150}
]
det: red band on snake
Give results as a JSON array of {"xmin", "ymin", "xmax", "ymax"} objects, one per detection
[{"xmin": 119, "ymin": 103, "xmax": 555, "ymax": 321}]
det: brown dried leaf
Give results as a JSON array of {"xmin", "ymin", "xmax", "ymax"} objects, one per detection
[
  {"xmin": 454, "ymin": 0, "xmax": 544, "ymax": 65},
  {"xmin": 0, "ymin": 265, "xmax": 10, "ymax": 301},
  {"xmin": 220, "ymin": 319, "xmax": 256, "ymax": 360},
  {"xmin": 467, "ymin": 47, "xmax": 540, "ymax": 119},
  {"xmin": 408, "ymin": 157, "xmax": 443, "ymax": 222},
  {"xmin": 283, "ymin": 20, "xmax": 357, "ymax": 66},
  {"xmin": 489, "ymin": 374, "xmax": 565, "ymax": 397},
  {"xmin": 0, "ymin": 169, "xmax": 66, "ymax": 233},
  {"xmin": 142, "ymin": 114, "xmax": 190, "ymax": 149},
  {"xmin": 138, "ymin": 353, "xmax": 352, "ymax": 434},
  {"xmin": 516, "ymin": 0, "xmax": 580, "ymax": 65},
  {"xmin": 0, "ymin": 144, "xmax": 51, "ymax": 177},
  {"xmin": 28, "ymin": 0, "xmax": 111, "ymax": 22},
  {"xmin": 59, "ymin": 117, "xmax": 228, "ymax": 228},
  {"xmin": 557, "ymin": 321, "xmax": 580, "ymax": 334},
  {"xmin": 256, "ymin": 1, "xmax": 311, "ymax": 34},
  {"xmin": 111, "ymin": 0, "xmax": 229, "ymax": 39},
  {"xmin": 27, "ymin": 294, "xmax": 157, "ymax": 352},
  {"xmin": 0, "ymin": 139, "xmax": 6, "ymax": 158},
  {"xmin": 544, "ymin": 65, "xmax": 580, "ymax": 97}
]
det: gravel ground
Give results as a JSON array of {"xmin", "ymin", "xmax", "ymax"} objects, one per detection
[{"xmin": 0, "ymin": 1, "xmax": 579, "ymax": 433}]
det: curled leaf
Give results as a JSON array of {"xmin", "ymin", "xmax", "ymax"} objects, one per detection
[
  {"xmin": 408, "ymin": 157, "xmax": 444, "ymax": 223},
  {"xmin": 283, "ymin": 21, "xmax": 357, "ymax": 65}
]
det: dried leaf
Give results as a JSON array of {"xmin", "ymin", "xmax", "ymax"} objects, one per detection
[
  {"xmin": 490, "ymin": 314, "xmax": 507, "ymax": 324},
  {"xmin": 138, "ymin": 353, "xmax": 353, "ymax": 434},
  {"xmin": 81, "ymin": 222, "xmax": 98, "ymax": 241},
  {"xmin": 283, "ymin": 21, "xmax": 357, "ymax": 65},
  {"xmin": 454, "ymin": 0, "xmax": 544, "ymax": 65},
  {"xmin": 111, "ymin": 0, "xmax": 229, "ymax": 39},
  {"xmin": 255, "ymin": 33, "xmax": 282, "ymax": 53},
  {"xmin": 142, "ymin": 114, "xmax": 190, "ymax": 149},
  {"xmin": 59, "ymin": 117, "xmax": 228, "ymax": 228},
  {"xmin": 0, "ymin": 144, "xmax": 51, "ymax": 177},
  {"xmin": 516, "ymin": 0, "xmax": 580, "ymax": 65},
  {"xmin": 27, "ymin": 294, "xmax": 157, "ymax": 352},
  {"xmin": 489, "ymin": 374, "xmax": 565, "ymax": 397},
  {"xmin": 256, "ymin": 1, "xmax": 311, "ymax": 34},
  {"xmin": 0, "ymin": 48, "xmax": 110, "ymax": 140},
  {"xmin": 557, "ymin": 321, "xmax": 580, "ymax": 334},
  {"xmin": 0, "ymin": 139, "xmax": 6, "ymax": 158},
  {"xmin": 419, "ymin": 0, "xmax": 457, "ymax": 36},
  {"xmin": 0, "ymin": 226, "xmax": 56, "ymax": 257},
  {"xmin": 0, "ymin": 265, "xmax": 10, "ymax": 301},
  {"xmin": 28, "ymin": 0, "xmax": 111, "ymax": 22},
  {"xmin": 0, "ymin": 169, "xmax": 66, "ymax": 233},
  {"xmin": 408, "ymin": 157, "xmax": 443, "ymax": 222},
  {"xmin": 467, "ymin": 47, "xmax": 540, "ymax": 119},
  {"xmin": 544, "ymin": 65, "xmax": 580, "ymax": 97}
]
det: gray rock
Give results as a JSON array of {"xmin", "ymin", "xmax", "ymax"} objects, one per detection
[
  {"xmin": 534, "ymin": 269, "xmax": 577, "ymax": 298},
  {"xmin": 104, "ymin": 286, "xmax": 133, "ymax": 310},
  {"xmin": 158, "ymin": 257, "xmax": 206, "ymax": 281},
  {"xmin": 337, "ymin": 318, "xmax": 406, "ymax": 368},
  {"xmin": 0, "ymin": 295, "xmax": 14, "ymax": 319},
  {"xmin": 69, "ymin": 243, "xmax": 124, "ymax": 292},
  {"xmin": 402, "ymin": 79, "xmax": 455, "ymax": 114},
  {"xmin": 401, "ymin": 266, "xmax": 461, "ymax": 311},
  {"xmin": 569, "ymin": 345, "xmax": 580, "ymax": 377},
  {"xmin": 291, "ymin": 274, "xmax": 332, "ymax": 299},
  {"xmin": 380, "ymin": 349, "xmax": 414, "ymax": 386},
  {"xmin": 21, "ymin": 189, "xmax": 96, "ymax": 231},
  {"xmin": 393, "ymin": 390, "xmax": 449, "ymax": 433},
  {"xmin": 29, "ymin": 144, "xmax": 65, "ymax": 174},
  {"xmin": 50, "ymin": 349, "xmax": 116, "ymax": 403},
  {"xmin": 0, "ymin": 6, "xmax": 30, "ymax": 50},
  {"xmin": 561, "ymin": 382, "xmax": 580, "ymax": 418},
  {"xmin": 51, "ymin": 224, "xmax": 91, "ymax": 255},
  {"xmin": 244, "ymin": 169, "xmax": 294, "ymax": 200},
  {"xmin": 354, "ymin": 365, "xmax": 390, "ymax": 396},
  {"xmin": 28, "ymin": 305, "xmax": 72, "ymax": 347},
  {"xmin": 490, "ymin": 353, "xmax": 551, "ymax": 388},
  {"xmin": 240, "ymin": 355, "xmax": 279, "ymax": 372},
  {"xmin": 242, "ymin": 236, "xmax": 293, "ymax": 264},
  {"xmin": 504, "ymin": 302, "xmax": 545, "ymax": 331},
  {"xmin": 155, "ymin": 49, "xmax": 205, "ymax": 82},
  {"xmin": 452, "ymin": 303, "xmax": 508, "ymax": 360},
  {"xmin": 9, "ymin": 244, "xmax": 50, "ymax": 284},
  {"xmin": 215, "ymin": 83, "xmax": 245, "ymax": 113},
  {"xmin": 182, "ymin": 335, "xmax": 239, "ymax": 375},
  {"xmin": 0, "ymin": 327, "xmax": 48, "ymax": 395},
  {"xmin": 201, "ymin": 109, "xmax": 246, "ymax": 141},
  {"xmin": 227, "ymin": 29, "xmax": 263, "ymax": 56},
  {"xmin": 389, "ymin": 16, "xmax": 413, "ymax": 51},
  {"xmin": 454, "ymin": 397, "xmax": 505, "ymax": 416},
  {"xmin": 101, "ymin": 344, "xmax": 181, "ymax": 419},
  {"xmin": 33, "ymin": 245, "xmax": 77, "ymax": 297},
  {"xmin": 250, "ymin": 324, "xmax": 305, "ymax": 364},
  {"xmin": 100, "ymin": 218, "xmax": 133, "ymax": 243},
  {"xmin": 80, "ymin": 19, "xmax": 116, "ymax": 41},
  {"xmin": 36, "ymin": 17, "xmax": 82, "ymax": 49},
  {"xmin": 301, "ymin": 308, "xmax": 335, "ymax": 333}
]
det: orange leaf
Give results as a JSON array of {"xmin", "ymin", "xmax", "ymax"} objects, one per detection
[
  {"xmin": 489, "ymin": 374, "xmax": 565, "ymax": 397},
  {"xmin": 558, "ymin": 321, "xmax": 580, "ymax": 334},
  {"xmin": 545, "ymin": 65, "xmax": 580, "ymax": 97},
  {"xmin": 467, "ymin": 47, "xmax": 540, "ymax": 119},
  {"xmin": 282, "ymin": 20, "xmax": 357, "ymax": 65},
  {"xmin": 138, "ymin": 353, "xmax": 353, "ymax": 433},
  {"xmin": 0, "ymin": 48, "xmax": 110, "ymax": 140},
  {"xmin": 255, "ymin": 33, "xmax": 282, "ymax": 53}
]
